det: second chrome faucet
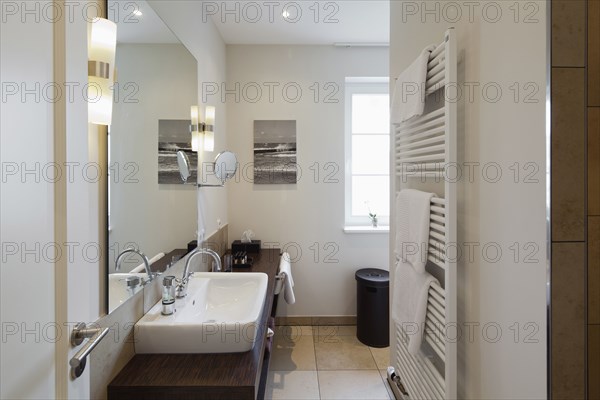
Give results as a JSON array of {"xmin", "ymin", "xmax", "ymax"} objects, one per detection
[{"xmin": 175, "ymin": 247, "xmax": 222, "ymax": 298}]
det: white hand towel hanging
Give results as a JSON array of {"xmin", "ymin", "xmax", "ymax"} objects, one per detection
[
  {"xmin": 394, "ymin": 189, "xmax": 435, "ymax": 273},
  {"xmin": 393, "ymin": 259, "xmax": 439, "ymax": 355},
  {"xmin": 279, "ymin": 252, "xmax": 295, "ymax": 304},
  {"xmin": 392, "ymin": 189, "xmax": 439, "ymax": 355},
  {"xmin": 391, "ymin": 44, "xmax": 436, "ymax": 124}
]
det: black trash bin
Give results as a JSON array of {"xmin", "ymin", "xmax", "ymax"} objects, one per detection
[{"xmin": 355, "ymin": 268, "xmax": 389, "ymax": 347}]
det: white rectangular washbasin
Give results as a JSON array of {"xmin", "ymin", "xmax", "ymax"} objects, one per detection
[{"xmin": 134, "ymin": 272, "xmax": 268, "ymax": 354}]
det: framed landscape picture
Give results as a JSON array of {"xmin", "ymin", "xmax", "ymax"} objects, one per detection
[
  {"xmin": 158, "ymin": 119, "xmax": 197, "ymax": 184},
  {"xmin": 253, "ymin": 120, "xmax": 297, "ymax": 184}
]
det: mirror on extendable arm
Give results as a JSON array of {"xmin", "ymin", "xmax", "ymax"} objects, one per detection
[
  {"xmin": 177, "ymin": 150, "xmax": 191, "ymax": 183},
  {"xmin": 214, "ymin": 151, "xmax": 238, "ymax": 184},
  {"xmin": 176, "ymin": 150, "xmax": 238, "ymax": 186}
]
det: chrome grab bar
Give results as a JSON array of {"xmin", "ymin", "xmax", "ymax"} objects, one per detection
[{"xmin": 69, "ymin": 322, "xmax": 109, "ymax": 378}]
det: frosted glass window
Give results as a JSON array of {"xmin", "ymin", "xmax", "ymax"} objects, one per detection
[
  {"xmin": 351, "ymin": 176, "xmax": 390, "ymax": 217},
  {"xmin": 352, "ymin": 94, "xmax": 390, "ymax": 134},
  {"xmin": 352, "ymin": 135, "xmax": 389, "ymax": 175}
]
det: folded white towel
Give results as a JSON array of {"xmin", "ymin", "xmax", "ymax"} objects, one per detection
[
  {"xmin": 391, "ymin": 44, "xmax": 436, "ymax": 124},
  {"xmin": 394, "ymin": 189, "xmax": 435, "ymax": 273},
  {"xmin": 392, "ymin": 259, "xmax": 439, "ymax": 355},
  {"xmin": 279, "ymin": 252, "xmax": 295, "ymax": 304}
]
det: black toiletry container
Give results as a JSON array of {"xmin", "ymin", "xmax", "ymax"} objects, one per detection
[
  {"xmin": 355, "ymin": 268, "xmax": 390, "ymax": 347},
  {"xmin": 187, "ymin": 240, "xmax": 197, "ymax": 254},
  {"xmin": 231, "ymin": 240, "xmax": 261, "ymax": 254}
]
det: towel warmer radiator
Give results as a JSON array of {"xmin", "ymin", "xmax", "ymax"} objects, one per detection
[{"xmin": 389, "ymin": 28, "xmax": 457, "ymax": 400}]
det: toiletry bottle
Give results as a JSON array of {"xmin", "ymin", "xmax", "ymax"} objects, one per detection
[
  {"xmin": 161, "ymin": 276, "xmax": 176, "ymax": 315},
  {"xmin": 224, "ymin": 254, "xmax": 233, "ymax": 272}
]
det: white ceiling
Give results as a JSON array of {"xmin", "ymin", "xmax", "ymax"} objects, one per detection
[
  {"xmin": 108, "ymin": 0, "xmax": 179, "ymax": 44},
  {"xmin": 210, "ymin": 1, "xmax": 390, "ymax": 45},
  {"xmin": 110, "ymin": 1, "xmax": 389, "ymax": 46}
]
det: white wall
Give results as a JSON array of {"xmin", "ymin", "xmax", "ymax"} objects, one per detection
[
  {"xmin": 149, "ymin": 1, "xmax": 229, "ymax": 243},
  {"xmin": 109, "ymin": 43, "xmax": 198, "ymax": 271},
  {"xmin": 226, "ymin": 45, "xmax": 389, "ymax": 317},
  {"xmin": 390, "ymin": 2, "xmax": 548, "ymax": 398}
]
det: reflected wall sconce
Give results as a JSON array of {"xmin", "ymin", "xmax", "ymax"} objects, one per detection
[
  {"xmin": 88, "ymin": 17, "xmax": 117, "ymax": 125},
  {"xmin": 190, "ymin": 105, "xmax": 216, "ymax": 152}
]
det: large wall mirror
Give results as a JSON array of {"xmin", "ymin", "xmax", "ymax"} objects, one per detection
[{"xmin": 106, "ymin": 0, "xmax": 198, "ymax": 313}]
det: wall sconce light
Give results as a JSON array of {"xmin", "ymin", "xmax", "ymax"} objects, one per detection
[
  {"xmin": 190, "ymin": 105, "xmax": 216, "ymax": 152},
  {"xmin": 190, "ymin": 105, "xmax": 201, "ymax": 152},
  {"xmin": 88, "ymin": 17, "xmax": 117, "ymax": 126}
]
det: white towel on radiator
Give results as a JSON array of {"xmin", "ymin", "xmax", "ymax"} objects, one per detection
[
  {"xmin": 279, "ymin": 252, "xmax": 295, "ymax": 304},
  {"xmin": 392, "ymin": 189, "xmax": 438, "ymax": 355},
  {"xmin": 391, "ymin": 44, "xmax": 436, "ymax": 124},
  {"xmin": 394, "ymin": 189, "xmax": 435, "ymax": 273},
  {"xmin": 393, "ymin": 260, "xmax": 439, "ymax": 355}
]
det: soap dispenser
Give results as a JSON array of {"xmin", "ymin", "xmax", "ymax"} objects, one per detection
[{"xmin": 161, "ymin": 276, "xmax": 176, "ymax": 315}]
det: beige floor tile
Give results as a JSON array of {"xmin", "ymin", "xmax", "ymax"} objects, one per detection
[
  {"xmin": 318, "ymin": 370, "xmax": 391, "ymax": 400},
  {"xmin": 314, "ymin": 325, "xmax": 356, "ymax": 337},
  {"xmin": 265, "ymin": 370, "xmax": 320, "ymax": 400},
  {"xmin": 370, "ymin": 346, "xmax": 391, "ymax": 370},
  {"xmin": 315, "ymin": 335, "xmax": 377, "ymax": 370},
  {"xmin": 276, "ymin": 325, "xmax": 314, "ymax": 337},
  {"xmin": 271, "ymin": 333, "xmax": 317, "ymax": 371}
]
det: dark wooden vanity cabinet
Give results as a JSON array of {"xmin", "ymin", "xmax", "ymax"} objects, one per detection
[{"xmin": 107, "ymin": 249, "xmax": 281, "ymax": 400}]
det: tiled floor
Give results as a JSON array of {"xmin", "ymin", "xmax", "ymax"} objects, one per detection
[{"xmin": 265, "ymin": 325, "xmax": 394, "ymax": 400}]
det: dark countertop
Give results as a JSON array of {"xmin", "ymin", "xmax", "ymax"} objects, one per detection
[{"xmin": 108, "ymin": 249, "xmax": 281, "ymax": 400}]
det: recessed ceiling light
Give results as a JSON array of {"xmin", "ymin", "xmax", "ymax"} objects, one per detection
[{"xmin": 133, "ymin": 10, "xmax": 142, "ymax": 16}]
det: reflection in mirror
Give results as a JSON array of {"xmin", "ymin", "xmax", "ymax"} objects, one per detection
[
  {"xmin": 177, "ymin": 150, "xmax": 239, "ymax": 186},
  {"xmin": 107, "ymin": 0, "xmax": 198, "ymax": 313},
  {"xmin": 177, "ymin": 151, "xmax": 191, "ymax": 183},
  {"xmin": 214, "ymin": 151, "xmax": 239, "ymax": 183}
]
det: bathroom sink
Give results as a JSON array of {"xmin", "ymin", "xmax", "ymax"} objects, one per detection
[
  {"xmin": 134, "ymin": 272, "xmax": 268, "ymax": 354},
  {"xmin": 108, "ymin": 273, "xmax": 149, "ymax": 313}
]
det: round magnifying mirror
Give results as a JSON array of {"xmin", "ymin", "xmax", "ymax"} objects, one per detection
[
  {"xmin": 176, "ymin": 150, "xmax": 191, "ymax": 183},
  {"xmin": 214, "ymin": 151, "xmax": 238, "ymax": 183}
]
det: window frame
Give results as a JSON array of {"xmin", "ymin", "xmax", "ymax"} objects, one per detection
[{"xmin": 344, "ymin": 78, "xmax": 390, "ymax": 228}]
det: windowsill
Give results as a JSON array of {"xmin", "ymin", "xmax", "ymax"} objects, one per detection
[{"xmin": 343, "ymin": 225, "xmax": 390, "ymax": 234}]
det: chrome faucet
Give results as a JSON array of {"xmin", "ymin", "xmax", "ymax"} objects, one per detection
[
  {"xmin": 176, "ymin": 247, "xmax": 222, "ymax": 298},
  {"xmin": 115, "ymin": 247, "xmax": 155, "ymax": 282}
]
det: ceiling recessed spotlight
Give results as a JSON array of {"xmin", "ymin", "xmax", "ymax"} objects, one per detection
[{"xmin": 133, "ymin": 10, "xmax": 142, "ymax": 16}]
